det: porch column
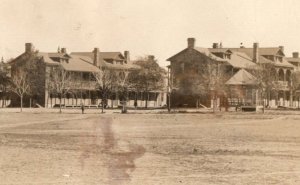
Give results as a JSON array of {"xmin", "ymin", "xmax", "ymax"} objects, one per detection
[
  {"xmin": 283, "ymin": 91, "xmax": 286, "ymax": 107},
  {"xmin": 290, "ymin": 90, "xmax": 293, "ymax": 107}
]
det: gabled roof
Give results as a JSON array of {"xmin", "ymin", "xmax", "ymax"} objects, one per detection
[
  {"xmin": 71, "ymin": 51, "xmax": 124, "ymax": 62},
  {"xmin": 208, "ymin": 48, "xmax": 232, "ymax": 54},
  {"xmin": 194, "ymin": 47, "xmax": 227, "ymax": 62},
  {"xmin": 274, "ymin": 58, "xmax": 295, "ymax": 68},
  {"xmin": 167, "ymin": 47, "xmax": 226, "ymax": 62},
  {"xmin": 60, "ymin": 55, "xmax": 99, "ymax": 72},
  {"xmin": 70, "ymin": 52, "xmax": 138, "ymax": 70},
  {"xmin": 48, "ymin": 53, "xmax": 71, "ymax": 59},
  {"xmin": 101, "ymin": 52, "xmax": 125, "ymax": 60},
  {"xmin": 226, "ymin": 69, "xmax": 257, "ymax": 85},
  {"xmin": 225, "ymin": 52, "xmax": 257, "ymax": 69},
  {"xmin": 213, "ymin": 47, "xmax": 293, "ymax": 68},
  {"xmin": 37, "ymin": 53, "xmax": 60, "ymax": 65},
  {"xmin": 286, "ymin": 57, "xmax": 300, "ymax": 63},
  {"xmin": 228, "ymin": 47, "xmax": 284, "ymax": 57}
]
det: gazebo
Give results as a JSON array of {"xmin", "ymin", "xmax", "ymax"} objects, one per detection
[{"xmin": 226, "ymin": 69, "xmax": 261, "ymax": 111}]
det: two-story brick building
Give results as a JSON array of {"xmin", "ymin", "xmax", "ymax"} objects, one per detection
[
  {"xmin": 9, "ymin": 43, "xmax": 167, "ymax": 108},
  {"xmin": 167, "ymin": 38, "xmax": 295, "ymax": 108}
]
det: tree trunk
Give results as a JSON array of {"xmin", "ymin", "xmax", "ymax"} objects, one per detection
[
  {"xmin": 213, "ymin": 94, "xmax": 217, "ymax": 113},
  {"xmin": 168, "ymin": 92, "xmax": 171, "ymax": 113},
  {"xmin": 122, "ymin": 101, "xmax": 127, "ymax": 113},
  {"xmin": 145, "ymin": 92, "xmax": 149, "ymax": 108},
  {"xmin": 101, "ymin": 98, "xmax": 104, "ymax": 113},
  {"xmin": 20, "ymin": 96, "xmax": 23, "ymax": 112},
  {"xmin": 267, "ymin": 89, "xmax": 270, "ymax": 107},
  {"xmin": 262, "ymin": 91, "xmax": 265, "ymax": 114},
  {"xmin": 59, "ymin": 97, "xmax": 62, "ymax": 113}
]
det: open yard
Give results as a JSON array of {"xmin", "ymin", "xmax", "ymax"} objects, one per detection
[{"xmin": 0, "ymin": 109, "xmax": 300, "ymax": 184}]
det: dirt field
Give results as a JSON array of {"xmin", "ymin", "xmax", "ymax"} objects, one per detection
[{"xmin": 0, "ymin": 110, "xmax": 300, "ymax": 185}]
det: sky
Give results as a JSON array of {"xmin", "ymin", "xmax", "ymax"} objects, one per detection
[{"xmin": 1, "ymin": 0, "xmax": 300, "ymax": 67}]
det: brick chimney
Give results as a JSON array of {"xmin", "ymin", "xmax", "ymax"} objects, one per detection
[
  {"xmin": 293, "ymin": 52, "xmax": 299, "ymax": 58},
  {"xmin": 279, "ymin": 46, "xmax": 284, "ymax": 53},
  {"xmin": 148, "ymin": 55, "xmax": 155, "ymax": 61},
  {"xmin": 187, "ymin": 38, "xmax": 195, "ymax": 49},
  {"xmin": 25, "ymin": 43, "xmax": 34, "ymax": 53},
  {"xmin": 212, "ymin": 43, "xmax": 219, "ymax": 49},
  {"xmin": 61, "ymin": 48, "xmax": 67, "ymax": 54},
  {"xmin": 124, "ymin": 51, "xmax": 130, "ymax": 64},
  {"xmin": 93, "ymin": 48, "xmax": 99, "ymax": 66},
  {"xmin": 253, "ymin": 43, "xmax": 259, "ymax": 63}
]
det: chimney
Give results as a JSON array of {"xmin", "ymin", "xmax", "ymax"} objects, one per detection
[
  {"xmin": 148, "ymin": 55, "xmax": 155, "ymax": 61},
  {"xmin": 93, "ymin": 48, "xmax": 99, "ymax": 66},
  {"xmin": 253, "ymin": 42, "xmax": 259, "ymax": 63},
  {"xmin": 279, "ymin": 46, "xmax": 284, "ymax": 53},
  {"xmin": 25, "ymin": 43, "xmax": 34, "ymax": 53},
  {"xmin": 293, "ymin": 52, "xmax": 299, "ymax": 58},
  {"xmin": 212, "ymin": 43, "xmax": 219, "ymax": 49},
  {"xmin": 61, "ymin": 48, "xmax": 67, "ymax": 54},
  {"xmin": 187, "ymin": 38, "xmax": 195, "ymax": 49},
  {"xmin": 124, "ymin": 51, "xmax": 130, "ymax": 64}
]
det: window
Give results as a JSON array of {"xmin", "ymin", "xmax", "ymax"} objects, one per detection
[
  {"xmin": 180, "ymin": 62, "xmax": 185, "ymax": 72},
  {"xmin": 82, "ymin": 72, "xmax": 90, "ymax": 81}
]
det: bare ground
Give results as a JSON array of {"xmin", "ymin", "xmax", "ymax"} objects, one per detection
[{"xmin": 0, "ymin": 110, "xmax": 300, "ymax": 184}]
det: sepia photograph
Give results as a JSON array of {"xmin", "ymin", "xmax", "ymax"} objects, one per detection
[{"xmin": 1, "ymin": 0, "xmax": 300, "ymax": 184}]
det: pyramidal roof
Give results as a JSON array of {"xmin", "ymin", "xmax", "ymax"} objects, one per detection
[{"xmin": 226, "ymin": 69, "xmax": 257, "ymax": 85}]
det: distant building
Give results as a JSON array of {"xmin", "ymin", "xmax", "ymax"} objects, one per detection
[
  {"xmin": 9, "ymin": 43, "xmax": 166, "ymax": 108},
  {"xmin": 0, "ymin": 57, "xmax": 11, "ymax": 107},
  {"xmin": 167, "ymin": 38, "xmax": 296, "ymax": 108},
  {"xmin": 286, "ymin": 52, "xmax": 300, "ymax": 71}
]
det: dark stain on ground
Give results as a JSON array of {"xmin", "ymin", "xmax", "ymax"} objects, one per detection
[{"xmin": 80, "ymin": 116, "xmax": 146, "ymax": 185}]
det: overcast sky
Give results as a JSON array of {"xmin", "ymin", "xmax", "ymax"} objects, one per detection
[{"xmin": 1, "ymin": 0, "xmax": 300, "ymax": 67}]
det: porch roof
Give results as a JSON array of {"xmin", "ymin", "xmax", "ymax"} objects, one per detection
[{"xmin": 226, "ymin": 69, "xmax": 257, "ymax": 85}]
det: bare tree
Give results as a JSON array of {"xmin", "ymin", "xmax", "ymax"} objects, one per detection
[
  {"xmin": 47, "ymin": 65, "xmax": 72, "ymax": 113},
  {"xmin": 11, "ymin": 69, "xmax": 30, "ymax": 112},
  {"xmin": 174, "ymin": 59, "xmax": 228, "ymax": 112},
  {"xmin": 205, "ymin": 61, "xmax": 228, "ymax": 112},
  {"xmin": 93, "ymin": 67, "xmax": 114, "ymax": 113},
  {"xmin": 249, "ymin": 63, "xmax": 278, "ymax": 112},
  {"xmin": 114, "ymin": 69, "xmax": 131, "ymax": 113}
]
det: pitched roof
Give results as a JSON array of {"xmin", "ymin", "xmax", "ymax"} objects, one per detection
[
  {"xmin": 274, "ymin": 58, "xmax": 295, "ymax": 68},
  {"xmin": 225, "ymin": 51, "xmax": 257, "ymax": 69},
  {"xmin": 215, "ymin": 47, "xmax": 293, "ymax": 68},
  {"xmin": 225, "ymin": 69, "xmax": 257, "ymax": 85},
  {"xmin": 60, "ymin": 55, "xmax": 100, "ymax": 72},
  {"xmin": 48, "ymin": 53, "xmax": 70, "ymax": 59},
  {"xmin": 194, "ymin": 47, "xmax": 227, "ymax": 62},
  {"xmin": 286, "ymin": 57, "xmax": 300, "ymax": 63},
  {"xmin": 71, "ymin": 51, "xmax": 124, "ymax": 62},
  {"xmin": 208, "ymin": 48, "xmax": 232, "ymax": 54},
  {"xmin": 70, "ymin": 52, "xmax": 138, "ymax": 70},
  {"xmin": 37, "ymin": 53, "xmax": 60, "ymax": 65},
  {"xmin": 228, "ymin": 47, "xmax": 284, "ymax": 57},
  {"xmin": 101, "ymin": 52, "xmax": 125, "ymax": 60}
]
